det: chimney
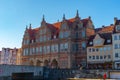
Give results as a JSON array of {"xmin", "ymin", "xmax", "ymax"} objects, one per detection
[
  {"xmin": 114, "ymin": 17, "xmax": 118, "ymax": 24},
  {"xmin": 102, "ymin": 25, "xmax": 105, "ymax": 28},
  {"xmin": 110, "ymin": 24, "xmax": 113, "ymax": 26}
]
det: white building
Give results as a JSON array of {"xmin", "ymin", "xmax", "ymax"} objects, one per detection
[
  {"xmin": 112, "ymin": 18, "xmax": 120, "ymax": 69},
  {"xmin": 0, "ymin": 48, "xmax": 18, "ymax": 65}
]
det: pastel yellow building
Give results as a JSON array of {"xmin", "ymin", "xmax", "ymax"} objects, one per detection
[{"xmin": 87, "ymin": 33, "xmax": 113, "ymax": 69}]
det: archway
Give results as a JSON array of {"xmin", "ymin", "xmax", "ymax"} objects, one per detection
[
  {"xmin": 51, "ymin": 59, "xmax": 58, "ymax": 68},
  {"xmin": 44, "ymin": 60, "xmax": 49, "ymax": 67},
  {"xmin": 29, "ymin": 60, "xmax": 34, "ymax": 66},
  {"xmin": 36, "ymin": 60, "xmax": 42, "ymax": 66}
]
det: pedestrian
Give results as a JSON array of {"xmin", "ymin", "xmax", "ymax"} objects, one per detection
[{"xmin": 103, "ymin": 73, "xmax": 107, "ymax": 80}]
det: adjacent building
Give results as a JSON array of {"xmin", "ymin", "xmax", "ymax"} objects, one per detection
[
  {"xmin": 87, "ymin": 17, "xmax": 120, "ymax": 69},
  {"xmin": 16, "ymin": 48, "xmax": 22, "ymax": 65},
  {"xmin": 21, "ymin": 11, "xmax": 95, "ymax": 68},
  {"xmin": 112, "ymin": 18, "xmax": 120, "ymax": 69},
  {"xmin": 87, "ymin": 33, "xmax": 113, "ymax": 69},
  {"xmin": 0, "ymin": 48, "xmax": 18, "ymax": 65},
  {"xmin": 0, "ymin": 51, "xmax": 1, "ymax": 64}
]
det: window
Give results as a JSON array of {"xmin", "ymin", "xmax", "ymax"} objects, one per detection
[
  {"xmin": 75, "ymin": 32, "xmax": 79, "ymax": 38},
  {"xmin": 43, "ymin": 46, "xmax": 46, "ymax": 53},
  {"xmin": 40, "ymin": 30, "xmax": 42, "ymax": 34},
  {"xmin": 107, "ymin": 39, "xmax": 111, "ymax": 43},
  {"xmin": 93, "ymin": 56, "xmax": 95, "ymax": 59},
  {"xmin": 100, "ymin": 48, "xmax": 103, "ymax": 51},
  {"xmin": 89, "ymin": 42, "xmax": 93, "ymax": 45},
  {"xmin": 100, "ymin": 56, "xmax": 103, "ymax": 59},
  {"xmin": 82, "ymin": 42, "xmax": 86, "ymax": 50},
  {"xmin": 115, "ymin": 44, "xmax": 118, "ymax": 49},
  {"xmin": 40, "ymin": 36, "xmax": 43, "ymax": 42},
  {"xmin": 104, "ymin": 55, "xmax": 106, "ymax": 59},
  {"xmin": 39, "ymin": 47, "xmax": 42, "ymax": 53},
  {"xmin": 36, "ymin": 47, "xmax": 39, "ymax": 53},
  {"xmin": 104, "ymin": 47, "xmax": 107, "ymax": 51},
  {"xmin": 96, "ymin": 48, "xmax": 99, "ymax": 52},
  {"xmin": 96, "ymin": 56, "xmax": 99, "ymax": 59},
  {"xmin": 32, "ymin": 48, "xmax": 35, "ymax": 53},
  {"xmin": 115, "ymin": 53, "xmax": 119, "ymax": 58},
  {"xmin": 108, "ymin": 55, "xmax": 111, "ymax": 59},
  {"xmin": 30, "ymin": 48, "xmax": 32, "ymax": 55},
  {"xmin": 114, "ymin": 35, "xmax": 117, "ymax": 40},
  {"xmin": 26, "ymin": 48, "xmax": 28, "ymax": 55},
  {"xmin": 64, "ymin": 31, "xmax": 69, "ymax": 38},
  {"xmin": 75, "ymin": 43, "xmax": 79, "ymax": 51},
  {"xmin": 65, "ymin": 43, "xmax": 68, "ymax": 51},
  {"xmin": 46, "ymin": 46, "xmax": 50, "ymax": 53},
  {"xmin": 119, "ymin": 35, "xmax": 120, "ymax": 40},
  {"xmin": 47, "ymin": 35, "xmax": 51, "ymax": 40},
  {"xmin": 43, "ymin": 36, "xmax": 46, "ymax": 42},
  {"xmin": 72, "ymin": 43, "xmax": 78, "ymax": 52},
  {"xmin": 89, "ymin": 48, "xmax": 91, "ymax": 52},
  {"xmin": 55, "ymin": 44, "xmax": 58, "ymax": 52},
  {"xmin": 107, "ymin": 47, "xmax": 111, "ymax": 50},
  {"xmin": 82, "ymin": 30, "xmax": 85, "ymax": 38},
  {"xmin": 92, "ymin": 48, "xmax": 95, "ymax": 52},
  {"xmin": 59, "ymin": 32, "xmax": 63, "ymax": 38},
  {"xmin": 26, "ymin": 40, "xmax": 29, "ymax": 44},
  {"xmin": 89, "ymin": 56, "xmax": 91, "ymax": 59},
  {"xmin": 51, "ymin": 45, "xmax": 54, "ymax": 52}
]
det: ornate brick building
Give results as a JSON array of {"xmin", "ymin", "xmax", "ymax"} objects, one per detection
[{"xmin": 21, "ymin": 11, "xmax": 95, "ymax": 68}]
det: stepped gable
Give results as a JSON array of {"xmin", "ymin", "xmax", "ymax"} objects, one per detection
[
  {"xmin": 81, "ymin": 18, "xmax": 91, "ymax": 27},
  {"xmin": 26, "ymin": 17, "xmax": 93, "ymax": 39}
]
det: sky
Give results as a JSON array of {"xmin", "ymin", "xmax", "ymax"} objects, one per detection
[{"xmin": 0, "ymin": 0, "xmax": 120, "ymax": 50}]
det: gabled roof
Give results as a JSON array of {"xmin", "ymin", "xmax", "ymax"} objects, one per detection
[
  {"xmin": 87, "ymin": 33, "xmax": 112, "ymax": 46},
  {"xmin": 53, "ymin": 22, "xmax": 61, "ymax": 29},
  {"xmin": 95, "ymin": 25, "xmax": 114, "ymax": 33}
]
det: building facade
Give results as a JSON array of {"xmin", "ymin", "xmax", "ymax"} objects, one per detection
[
  {"xmin": 21, "ymin": 11, "xmax": 95, "ymax": 68},
  {"xmin": 16, "ymin": 48, "xmax": 22, "ymax": 65},
  {"xmin": 0, "ymin": 48, "xmax": 18, "ymax": 65},
  {"xmin": 112, "ymin": 18, "xmax": 120, "ymax": 69},
  {"xmin": 87, "ymin": 33, "xmax": 113, "ymax": 69}
]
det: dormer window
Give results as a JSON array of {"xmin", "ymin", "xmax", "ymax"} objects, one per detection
[
  {"xmin": 107, "ymin": 39, "xmax": 111, "ymax": 43},
  {"xmin": 54, "ymin": 35, "xmax": 56, "ymax": 39},
  {"xmin": 89, "ymin": 42, "xmax": 93, "ymax": 45}
]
